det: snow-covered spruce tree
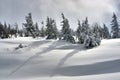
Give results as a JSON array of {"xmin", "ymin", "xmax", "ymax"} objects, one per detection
[
  {"xmin": 78, "ymin": 17, "xmax": 90, "ymax": 44},
  {"xmin": 53, "ymin": 22, "xmax": 59, "ymax": 39},
  {"xmin": 84, "ymin": 23, "xmax": 101, "ymax": 48},
  {"xmin": 23, "ymin": 13, "xmax": 38, "ymax": 38},
  {"xmin": 3, "ymin": 22, "xmax": 9, "ymax": 38},
  {"xmin": 83, "ymin": 17, "xmax": 89, "ymax": 35},
  {"xmin": 82, "ymin": 18, "xmax": 92, "ymax": 48},
  {"xmin": 9, "ymin": 24, "xmax": 17, "ymax": 38},
  {"xmin": 61, "ymin": 13, "xmax": 75, "ymax": 43},
  {"xmin": 0, "ymin": 22, "xmax": 4, "ymax": 38},
  {"xmin": 8, "ymin": 24, "xmax": 12, "ymax": 38},
  {"xmin": 92, "ymin": 23, "xmax": 101, "ymax": 44},
  {"xmin": 35, "ymin": 22, "xmax": 40, "ymax": 37},
  {"xmin": 18, "ymin": 30, "xmax": 24, "ymax": 37},
  {"xmin": 76, "ymin": 20, "xmax": 82, "ymax": 43},
  {"xmin": 103, "ymin": 24, "xmax": 111, "ymax": 39},
  {"xmin": 70, "ymin": 29, "xmax": 76, "ymax": 36},
  {"xmin": 111, "ymin": 13, "xmax": 119, "ymax": 38},
  {"xmin": 40, "ymin": 21, "xmax": 46, "ymax": 37},
  {"xmin": 14, "ymin": 23, "xmax": 19, "ymax": 38},
  {"xmin": 46, "ymin": 17, "xmax": 58, "ymax": 39}
]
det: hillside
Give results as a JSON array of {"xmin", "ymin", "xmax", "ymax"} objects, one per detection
[{"xmin": 0, "ymin": 37, "xmax": 120, "ymax": 80}]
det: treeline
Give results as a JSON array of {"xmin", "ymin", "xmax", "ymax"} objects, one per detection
[
  {"xmin": 0, "ymin": 13, "xmax": 120, "ymax": 48},
  {"xmin": 0, "ymin": 22, "xmax": 23, "ymax": 38}
]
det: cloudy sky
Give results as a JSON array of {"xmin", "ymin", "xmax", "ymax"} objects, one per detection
[{"xmin": 0, "ymin": 0, "xmax": 120, "ymax": 30}]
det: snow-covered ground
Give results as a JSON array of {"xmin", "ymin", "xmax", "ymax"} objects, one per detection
[{"xmin": 0, "ymin": 37, "xmax": 120, "ymax": 80}]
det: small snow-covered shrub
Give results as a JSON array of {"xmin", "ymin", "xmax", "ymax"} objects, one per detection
[
  {"xmin": 15, "ymin": 44, "xmax": 27, "ymax": 50},
  {"xmin": 84, "ymin": 35, "xmax": 101, "ymax": 48}
]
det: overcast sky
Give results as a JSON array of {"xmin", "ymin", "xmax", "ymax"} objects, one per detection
[{"xmin": 0, "ymin": 0, "xmax": 120, "ymax": 30}]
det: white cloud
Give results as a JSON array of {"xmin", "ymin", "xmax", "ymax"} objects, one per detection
[
  {"xmin": 0, "ymin": 0, "xmax": 119, "ymax": 29},
  {"xmin": 37, "ymin": 0, "xmax": 118, "ymax": 29}
]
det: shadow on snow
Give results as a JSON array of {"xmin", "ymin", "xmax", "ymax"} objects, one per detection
[{"xmin": 56, "ymin": 59, "xmax": 120, "ymax": 76}]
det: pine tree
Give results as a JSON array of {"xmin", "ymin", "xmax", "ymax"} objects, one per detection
[
  {"xmin": 0, "ymin": 22, "xmax": 4, "ymax": 38},
  {"xmin": 92, "ymin": 23, "xmax": 101, "ymax": 37},
  {"xmin": 84, "ymin": 23, "xmax": 101, "ymax": 48},
  {"xmin": 18, "ymin": 29, "xmax": 24, "ymax": 37},
  {"xmin": 14, "ymin": 23, "xmax": 18, "ymax": 38},
  {"xmin": 61, "ymin": 13, "xmax": 75, "ymax": 43},
  {"xmin": 35, "ymin": 22, "xmax": 40, "ymax": 37},
  {"xmin": 53, "ymin": 22, "xmax": 59, "ymax": 39},
  {"xmin": 23, "ymin": 13, "xmax": 37, "ymax": 38},
  {"xmin": 46, "ymin": 17, "xmax": 58, "ymax": 39},
  {"xmin": 46, "ymin": 17, "xmax": 53, "ymax": 39},
  {"xmin": 78, "ymin": 17, "xmax": 90, "ymax": 44},
  {"xmin": 8, "ymin": 24, "xmax": 11, "ymax": 38},
  {"xmin": 103, "ymin": 24, "xmax": 111, "ymax": 39},
  {"xmin": 111, "ymin": 13, "xmax": 119, "ymax": 38},
  {"xmin": 76, "ymin": 20, "xmax": 83, "ymax": 43},
  {"xmin": 9, "ymin": 24, "xmax": 16, "ymax": 37},
  {"xmin": 83, "ymin": 17, "xmax": 90, "ymax": 35},
  {"xmin": 40, "ymin": 21, "xmax": 46, "ymax": 37},
  {"xmin": 4, "ymin": 22, "xmax": 9, "ymax": 38}
]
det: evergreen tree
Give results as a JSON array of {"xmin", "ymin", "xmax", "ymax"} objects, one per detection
[
  {"xmin": 83, "ymin": 17, "xmax": 89, "ymax": 35},
  {"xmin": 0, "ymin": 22, "xmax": 21, "ymax": 38},
  {"xmin": 40, "ymin": 21, "xmax": 46, "ymax": 37},
  {"xmin": 23, "ymin": 13, "xmax": 37, "ymax": 38},
  {"xmin": 35, "ymin": 22, "xmax": 40, "ymax": 37},
  {"xmin": 18, "ymin": 29, "xmax": 24, "ymax": 37},
  {"xmin": 46, "ymin": 17, "xmax": 58, "ymax": 39},
  {"xmin": 92, "ymin": 23, "xmax": 101, "ymax": 38},
  {"xmin": 53, "ymin": 22, "xmax": 59, "ymax": 39},
  {"xmin": 78, "ymin": 17, "xmax": 90, "ymax": 44},
  {"xmin": 8, "ymin": 24, "xmax": 11, "ymax": 38},
  {"xmin": 4, "ymin": 22, "xmax": 9, "ymax": 38},
  {"xmin": 76, "ymin": 20, "xmax": 83, "ymax": 43},
  {"xmin": 99, "ymin": 26, "xmax": 104, "ymax": 39},
  {"xmin": 14, "ymin": 23, "xmax": 19, "ymax": 38},
  {"xmin": 103, "ymin": 24, "xmax": 111, "ymax": 39},
  {"xmin": 9, "ymin": 24, "xmax": 16, "ymax": 37},
  {"xmin": 0, "ymin": 22, "xmax": 4, "ymax": 38},
  {"xmin": 84, "ymin": 23, "xmax": 101, "ymax": 48},
  {"xmin": 111, "ymin": 13, "xmax": 119, "ymax": 38},
  {"xmin": 61, "ymin": 13, "xmax": 75, "ymax": 43}
]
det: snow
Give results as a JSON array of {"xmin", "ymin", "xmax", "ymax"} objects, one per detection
[{"xmin": 0, "ymin": 37, "xmax": 120, "ymax": 80}]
